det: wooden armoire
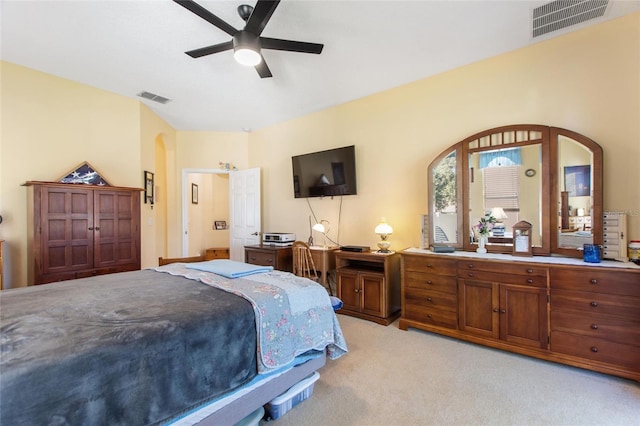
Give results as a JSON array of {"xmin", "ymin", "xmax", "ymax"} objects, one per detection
[{"xmin": 26, "ymin": 181, "xmax": 142, "ymax": 285}]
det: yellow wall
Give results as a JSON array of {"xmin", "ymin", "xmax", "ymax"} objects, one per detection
[
  {"xmin": 0, "ymin": 62, "xmax": 174, "ymax": 287},
  {"xmin": 248, "ymin": 12, "xmax": 640, "ymax": 251},
  {"xmin": 1, "ymin": 12, "xmax": 638, "ymax": 287}
]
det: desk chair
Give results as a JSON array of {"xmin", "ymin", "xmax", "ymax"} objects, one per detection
[{"xmin": 292, "ymin": 241, "xmax": 325, "ymax": 289}]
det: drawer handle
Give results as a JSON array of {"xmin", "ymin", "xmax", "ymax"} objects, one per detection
[
  {"xmin": 492, "ymin": 308, "xmax": 499, "ymax": 313},
  {"xmin": 467, "ymin": 264, "xmax": 474, "ymax": 268},
  {"xmin": 590, "ymin": 279, "xmax": 598, "ymax": 285},
  {"xmin": 427, "ymin": 297, "xmax": 433, "ymax": 302},
  {"xmin": 426, "ymin": 264, "xmax": 433, "ymax": 268},
  {"xmin": 427, "ymin": 314, "xmax": 432, "ymax": 319},
  {"xmin": 526, "ymin": 269, "xmax": 533, "ymax": 274},
  {"xmin": 591, "ymin": 324, "xmax": 599, "ymax": 330},
  {"xmin": 467, "ymin": 273, "xmax": 474, "ymax": 277},
  {"xmin": 527, "ymin": 279, "xmax": 533, "ymax": 284},
  {"xmin": 250, "ymin": 257, "xmax": 257, "ymax": 261},
  {"xmin": 591, "ymin": 346, "xmax": 598, "ymax": 353},
  {"xmin": 500, "ymin": 309, "xmax": 506, "ymax": 314},
  {"xmin": 427, "ymin": 280, "xmax": 433, "ymax": 285},
  {"xmin": 590, "ymin": 301, "xmax": 598, "ymax": 308}
]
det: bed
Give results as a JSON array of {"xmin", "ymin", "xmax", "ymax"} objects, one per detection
[{"xmin": 0, "ymin": 258, "xmax": 347, "ymax": 425}]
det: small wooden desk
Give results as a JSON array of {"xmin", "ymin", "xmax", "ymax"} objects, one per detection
[{"xmin": 309, "ymin": 246, "xmax": 339, "ymax": 291}]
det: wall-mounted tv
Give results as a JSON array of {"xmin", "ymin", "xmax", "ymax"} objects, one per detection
[{"xmin": 292, "ymin": 145, "xmax": 357, "ymax": 198}]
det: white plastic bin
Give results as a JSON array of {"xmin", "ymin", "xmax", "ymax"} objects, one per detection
[
  {"xmin": 234, "ymin": 406, "xmax": 264, "ymax": 426},
  {"xmin": 264, "ymin": 372, "xmax": 320, "ymax": 420}
]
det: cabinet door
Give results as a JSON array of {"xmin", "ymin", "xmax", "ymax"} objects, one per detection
[
  {"xmin": 458, "ymin": 279, "xmax": 499, "ymax": 339},
  {"xmin": 40, "ymin": 186, "xmax": 94, "ymax": 274},
  {"xmin": 338, "ymin": 269, "xmax": 360, "ymax": 312},
  {"xmin": 360, "ymin": 271, "xmax": 385, "ymax": 317},
  {"xmin": 94, "ymin": 190, "xmax": 140, "ymax": 269},
  {"xmin": 500, "ymin": 284, "xmax": 549, "ymax": 349}
]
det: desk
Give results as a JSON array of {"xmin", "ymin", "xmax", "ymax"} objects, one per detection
[{"xmin": 309, "ymin": 246, "xmax": 338, "ymax": 292}]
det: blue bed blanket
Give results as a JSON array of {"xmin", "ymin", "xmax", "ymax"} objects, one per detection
[
  {"xmin": 155, "ymin": 262, "xmax": 348, "ymax": 373},
  {"xmin": 186, "ymin": 259, "xmax": 273, "ymax": 278}
]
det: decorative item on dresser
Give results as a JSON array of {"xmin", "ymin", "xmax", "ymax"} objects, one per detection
[
  {"xmin": 602, "ymin": 211, "xmax": 628, "ymax": 262},
  {"xmin": 335, "ymin": 250, "xmax": 400, "ymax": 325},
  {"xmin": 399, "ymin": 249, "xmax": 640, "ymax": 381},
  {"xmin": 25, "ymin": 181, "xmax": 142, "ymax": 285}
]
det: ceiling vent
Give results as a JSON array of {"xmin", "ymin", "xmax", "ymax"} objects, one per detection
[
  {"xmin": 137, "ymin": 91, "xmax": 171, "ymax": 104},
  {"xmin": 532, "ymin": 0, "xmax": 609, "ymax": 38}
]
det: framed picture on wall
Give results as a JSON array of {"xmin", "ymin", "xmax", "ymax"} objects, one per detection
[
  {"xmin": 564, "ymin": 165, "xmax": 591, "ymax": 197},
  {"xmin": 144, "ymin": 171, "xmax": 154, "ymax": 204},
  {"xmin": 214, "ymin": 221, "xmax": 227, "ymax": 230},
  {"xmin": 191, "ymin": 183, "xmax": 198, "ymax": 204}
]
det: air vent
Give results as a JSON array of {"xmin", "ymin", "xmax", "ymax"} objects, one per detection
[
  {"xmin": 137, "ymin": 91, "xmax": 171, "ymax": 104},
  {"xmin": 532, "ymin": 0, "xmax": 609, "ymax": 38}
]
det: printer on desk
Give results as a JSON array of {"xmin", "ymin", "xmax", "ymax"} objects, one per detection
[{"xmin": 263, "ymin": 233, "xmax": 296, "ymax": 246}]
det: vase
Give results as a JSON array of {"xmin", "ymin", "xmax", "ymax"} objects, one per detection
[{"xmin": 477, "ymin": 235, "xmax": 488, "ymax": 254}]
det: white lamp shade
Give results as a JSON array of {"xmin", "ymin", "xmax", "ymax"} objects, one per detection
[
  {"xmin": 312, "ymin": 223, "xmax": 326, "ymax": 233},
  {"xmin": 490, "ymin": 207, "xmax": 508, "ymax": 220},
  {"xmin": 375, "ymin": 222, "xmax": 393, "ymax": 235}
]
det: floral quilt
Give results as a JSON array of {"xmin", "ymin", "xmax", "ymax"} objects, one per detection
[{"xmin": 154, "ymin": 263, "xmax": 348, "ymax": 373}]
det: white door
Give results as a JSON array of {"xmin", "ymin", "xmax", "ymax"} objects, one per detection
[{"xmin": 229, "ymin": 168, "xmax": 261, "ymax": 261}]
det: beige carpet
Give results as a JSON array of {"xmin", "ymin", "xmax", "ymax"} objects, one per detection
[{"xmin": 261, "ymin": 314, "xmax": 640, "ymax": 425}]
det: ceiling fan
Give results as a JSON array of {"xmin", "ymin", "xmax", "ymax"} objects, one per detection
[{"xmin": 174, "ymin": 0, "xmax": 324, "ymax": 78}]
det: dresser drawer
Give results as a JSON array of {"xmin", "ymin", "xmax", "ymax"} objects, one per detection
[
  {"xmin": 551, "ymin": 331, "xmax": 640, "ymax": 371},
  {"xmin": 550, "ymin": 269, "xmax": 640, "ymax": 296},
  {"xmin": 551, "ymin": 289, "xmax": 640, "ymax": 320},
  {"xmin": 457, "ymin": 268, "xmax": 547, "ymax": 288},
  {"xmin": 403, "ymin": 303, "xmax": 458, "ymax": 329},
  {"xmin": 457, "ymin": 260, "xmax": 548, "ymax": 279},
  {"xmin": 245, "ymin": 250, "xmax": 276, "ymax": 267},
  {"xmin": 404, "ymin": 271, "xmax": 457, "ymax": 294},
  {"xmin": 402, "ymin": 255, "xmax": 457, "ymax": 276},
  {"xmin": 551, "ymin": 310, "xmax": 640, "ymax": 346},
  {"xmin": 405, "ymin": 287, "xmax": 457, "ymax": 312}
]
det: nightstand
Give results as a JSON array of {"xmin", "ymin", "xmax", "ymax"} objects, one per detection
[
  {"xmin": 205, "ymin": 247, "xmax": 230, "ymax": 260},
  {"xmin": 244, "ymin": 244, "xmax": 293, "ymax": 272},
  {"xmin": 335, "ymin": 250, "xmax": 401, "ymax": 325}
]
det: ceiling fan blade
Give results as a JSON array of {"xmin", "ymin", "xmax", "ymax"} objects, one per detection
[
  {"xmin": 261, "ymin": 37, "xmax": 323, "ymax": 54},
  {"xmin": 255, "ymin": 56, "xmax": 273, "ymax": 78},
  {"xmin": 244, "ymin": 0, "xmax": 280, "ymax": 36},
  {"xmin": 174, "ymin": 0, "xmax": 237, "ymax": 36},
  {"xmin": 185, "ymin": 41, "xmax": 233, "ymax": 58}
]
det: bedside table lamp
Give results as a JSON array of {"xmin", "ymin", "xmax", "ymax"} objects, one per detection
[{"xmin": 375, "ymin": 218, "xmax": 393, "ymax": 253}]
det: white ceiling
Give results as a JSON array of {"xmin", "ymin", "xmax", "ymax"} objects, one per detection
[{"xmin": 2, "ymin": 0, "xmax": 639, "ymax": 132}]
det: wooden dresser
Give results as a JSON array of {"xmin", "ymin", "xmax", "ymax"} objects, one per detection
[
  {"xmin": 399, "ymin": 249, "xmax": 640, "ymax": 381},
  {"xmin": 26, "ymin": 181, "xmax": 142, "ymax": 285}
]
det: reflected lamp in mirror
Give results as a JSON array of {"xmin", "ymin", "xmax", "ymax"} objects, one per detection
[
  {"xmin": 374, "ymin": 218, "xmax": 393, "ymax": 253},
  {"xmin": 312, "ymin": 220, "xmax": 330, "ymax": 247},
  {"xmin": 490, "ymin": 207, "xmax": 508, "ymax": 237}
]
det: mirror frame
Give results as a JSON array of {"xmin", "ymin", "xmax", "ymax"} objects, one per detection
[{"xmin": 427, "ymin": 124, "xmax": 603, "ymax": 257}]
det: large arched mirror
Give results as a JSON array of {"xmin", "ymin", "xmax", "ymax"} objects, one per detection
[{"xmin": 428, "ymin": 125, "xmax": 602, "ymax": 257}]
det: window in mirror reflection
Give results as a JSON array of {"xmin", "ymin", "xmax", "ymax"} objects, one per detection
[
  {"xmin": 469, "ymin": 144, "xmax": 542, "ymax": 247},
  {"xmin": 432, "ymin": 151, "xmax": 457, "ymax": 243}
]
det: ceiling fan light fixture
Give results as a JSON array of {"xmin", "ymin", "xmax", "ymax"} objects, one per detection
[
  {"xmin": 233, "ymin": 31, "xmax": 262, "ymax": 66},
  {"xmin": 234, "ymin": 48, "xmax": 261, "ymax": 66}
]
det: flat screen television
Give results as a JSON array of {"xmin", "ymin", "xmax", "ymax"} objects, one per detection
[{"xmin": 292, "ymin": 145, "xmax": 357, "ymax": 198}]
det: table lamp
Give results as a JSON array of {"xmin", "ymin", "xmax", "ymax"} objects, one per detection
[{"xmin": 374, "ymin": 218, "xmax": 393, "ymax": 253}]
